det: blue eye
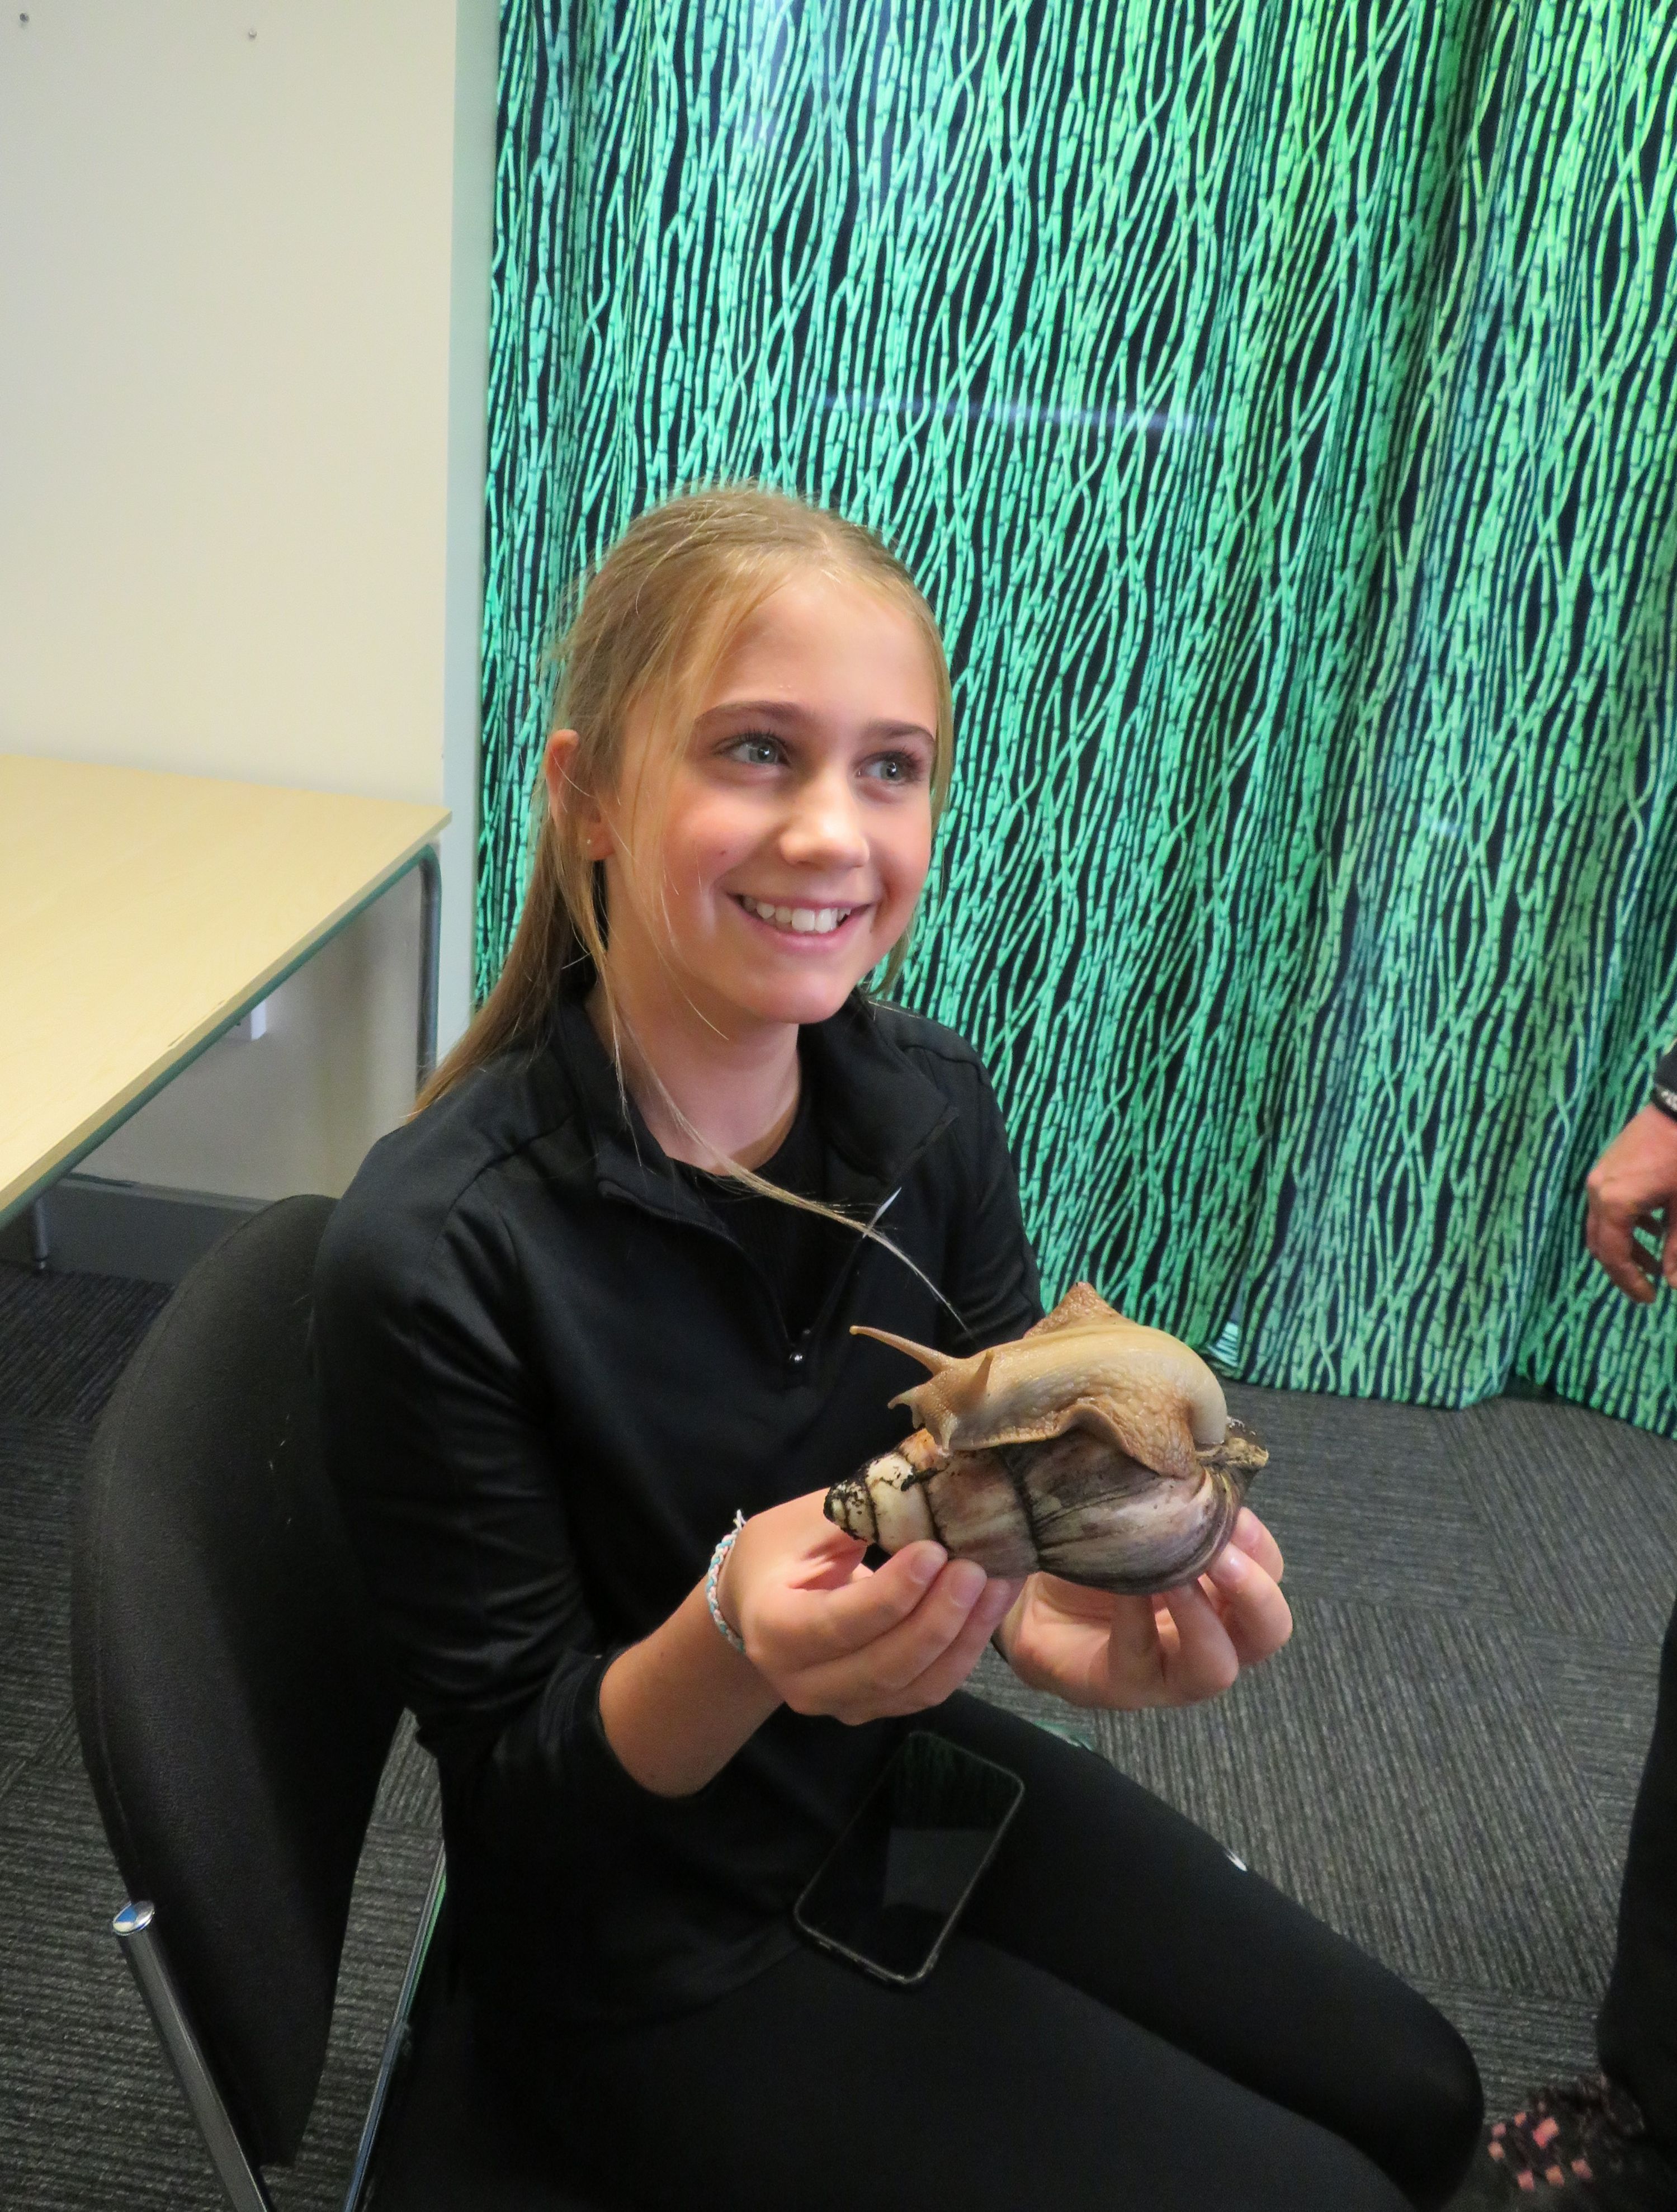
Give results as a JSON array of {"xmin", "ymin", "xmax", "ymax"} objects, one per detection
[
  {"xmin": 863, "ymin": 751, "xmax": 923, "ymax": 784},
  {"xmin": 726, "ymin": 731, "xmax": 784, "ymax": 766}
]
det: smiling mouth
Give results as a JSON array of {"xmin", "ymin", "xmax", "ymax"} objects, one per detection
[{"xmin": 734, "ymin": 893, "xmax": 865, "ymax": 938}]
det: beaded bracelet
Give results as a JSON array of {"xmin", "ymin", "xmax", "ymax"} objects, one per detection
[{"xmin": 706, "ymin": 1511, "xmax": 748, "ymax": 1655}]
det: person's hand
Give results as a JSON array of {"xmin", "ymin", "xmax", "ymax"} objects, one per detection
[
  {"xmin": 1585, "ymin": 1104, "xmax": 1677, "ymax": 1303},
  {"xmin": 994, "ymin": 1508, "xmax": 1291, "ymax": 1710},
  {"xmin": 718, "ymin": 1490, "xmax": 1022, "ymax": 1724}
]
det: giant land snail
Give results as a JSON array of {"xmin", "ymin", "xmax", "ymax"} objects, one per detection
[{"xmin": 825, "ymin": 1283, "xmax": 1267, "ymax": 1597}]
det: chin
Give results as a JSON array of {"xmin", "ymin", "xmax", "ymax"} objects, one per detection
[{"xmin": 726, "ymin": 968, "xmax": 870, "ymax": 1029}]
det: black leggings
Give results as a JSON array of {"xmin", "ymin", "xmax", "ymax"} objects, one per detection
[
  {"xmin": 1600, "ymin": 1592, "xmax": 1677, "ymax": 2147},
  {"xmin": 516, "ymin": 1697, "xmax": 1482, "ymax": 2211}
]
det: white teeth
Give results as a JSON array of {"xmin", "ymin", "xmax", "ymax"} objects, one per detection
[{"xmin": 740, "ymin": 896, "xmax": 854, "ymax": 935}]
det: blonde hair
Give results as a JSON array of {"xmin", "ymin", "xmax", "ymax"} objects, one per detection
[{"xmin": 419, "ymin": 483, "xmax": 954, "ymax": 1126}]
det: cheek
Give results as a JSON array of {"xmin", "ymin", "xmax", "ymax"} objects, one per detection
[
  {"xmin": 880, "ymin": 813, "xmax": 934, "ymax": 908},
  {"xmin": 659, "ymin": 798, "xmax": 754, "ymax": 904}
]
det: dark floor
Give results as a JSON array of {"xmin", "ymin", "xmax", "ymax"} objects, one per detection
[{"xmin": 2, "ymin": 1259, "xmax": 1675, "ymax": 2208}]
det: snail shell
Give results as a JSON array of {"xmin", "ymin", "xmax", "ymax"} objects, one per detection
[{"xmin": 829, "ymin": 1284, "xmax": 1267, "ymax": 1595}]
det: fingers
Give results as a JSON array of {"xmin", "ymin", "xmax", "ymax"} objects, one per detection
[
  {"xmin": 1628, "ymin": 1220, "xmax": 1664, "ymax": 1281},
  {"xmin": 1154, "ymin": 1579, "xmax": 1241, "ymax": 1702},
  {"xmin": 1100, "ymin": 1590, "xmax": 1173, "ymax": 1690},
  {"xmin": 774, "ymin": 1539, "xmax": 952, "ymax": 1661},
  {"xmin": 1585, "ymin": 1112, "xmax": 1677, "ymax": 1300},
  {"xmin": 1200, "ymin": 1543, "xmax": 1292, "ymax": 1670},
  {"xmin": 856, "ymin": 1574, "xmax": 1023, "ymax": 1717},
  {"xmin": 1230, "ymin": 1507, "xmax": 1284, "ymax": 1583},
  {"xmin": 824, "ymin": 1557, "xmax": 987, "ymax": 1694},
  {"xmin": 1588, "ymin": 1204, "xmax": 1660, "ymax": 1304},
  {"xmin": 1148, "ymin": 1548, "xmax": 1291, "ymax": 1706},
  {"xmin": 1635, "ymin": 1219, "xmax": 1675, "ymax": 1294},
  {"xmin": 787, "ymin": 1560, "xmax": 1014, "ymax": 1716}
]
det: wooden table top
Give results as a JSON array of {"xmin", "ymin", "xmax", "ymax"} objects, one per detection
[{"xmin": 0, "ymin": 753, "xmax": 450, "ymax": 1223}]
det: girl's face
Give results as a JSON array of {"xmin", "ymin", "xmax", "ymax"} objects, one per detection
[{"xmin": 575, "ymin": 571, "xmax": 941, "ymax": 1036}]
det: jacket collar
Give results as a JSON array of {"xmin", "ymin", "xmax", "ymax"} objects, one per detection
[{"xmin": 545, "ymin": 991, "xmax": 954, "ymax": 1226}]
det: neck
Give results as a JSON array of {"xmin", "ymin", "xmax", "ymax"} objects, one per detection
[{"xmin": 587, "ymin": 971, "xmax": 802, "ymax": 1172}]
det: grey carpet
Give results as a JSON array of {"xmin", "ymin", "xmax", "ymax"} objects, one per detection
[{"xmin": 2, "ymin": 1261, "xmax": 1674, "ymax": 2209}]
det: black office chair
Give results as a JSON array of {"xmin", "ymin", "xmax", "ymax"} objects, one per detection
[{"xmin": 70, "ymin": 1195, "xmax": 604, "ymax": 2211}]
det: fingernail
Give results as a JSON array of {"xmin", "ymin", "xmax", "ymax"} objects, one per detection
[
  {"xmin": 910, "ymin": 1544, "xmax": 947, "ymax": 1584},
  {"xmin": 1208, "ymin": 1544, "xmax": 1249, "ymax": 1589},
  {"xmin": 944, "ymin": 1559, "xmax": 986, "ymax": 1605}
]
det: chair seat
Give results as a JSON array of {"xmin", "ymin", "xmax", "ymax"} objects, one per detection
[{"xmin": 370, "ymin": 1959, "xmax": 616, "ymax": 2212}]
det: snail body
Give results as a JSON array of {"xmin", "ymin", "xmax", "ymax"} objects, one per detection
[
  {"xmin": 851, "ymin": 1280, "xmax": 1227, "ymax": 1480},
  {"xmin": 829, "ymin": 1285, "xmax": 1267, "ymax": 1596}
]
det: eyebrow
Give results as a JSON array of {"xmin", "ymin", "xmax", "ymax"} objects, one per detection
[{"xmin": 697, "ymin": 697, "xmax": 936, "ymax": 744}]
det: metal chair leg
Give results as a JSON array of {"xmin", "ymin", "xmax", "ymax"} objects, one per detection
[
  {"xmin": 341, "ymin": 1842, "xmax": 448, "ymax": 2212},
  {"xmin": 114, "ymin": 1902, "xmax": 277, "ymax": 2212}
]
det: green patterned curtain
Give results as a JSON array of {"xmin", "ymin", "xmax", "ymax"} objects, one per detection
[{"xmin": 480, "ymin": 0, "xmax": 1677, "ymax": 1431}]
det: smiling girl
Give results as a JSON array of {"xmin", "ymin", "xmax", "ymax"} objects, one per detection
[{"xmin": 313, "ymin": 485, "xmax": 1480, "ymax": 2210}]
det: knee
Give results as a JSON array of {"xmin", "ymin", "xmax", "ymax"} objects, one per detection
[{"xmin": 1365, "ymin": 2013, "xmax": 1485, "ymax": 2210}]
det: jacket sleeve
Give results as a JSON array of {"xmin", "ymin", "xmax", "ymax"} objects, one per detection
[
  {"xmin": 312, "ymin": 1178, "xmax": 812, "ymax": 2031},
  {"xmin": 938, "ymin": 1055, "xmax": 1045, "ymax": 1352},
  {"xmin": 310, "ymin": 1194, "xmax": 644, "ymax": 1832}
]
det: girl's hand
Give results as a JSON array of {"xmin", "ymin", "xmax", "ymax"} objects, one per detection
[
  {"xmin": 720, "ymin": 1491, "xmax": 1022, "ymax": 1725},
  {"xmin": 995, "ymin": 1508, "xmax": 1291, "ymax": 1711}
]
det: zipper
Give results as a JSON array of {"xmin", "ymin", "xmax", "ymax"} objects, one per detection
[
  {"xmin": 786, "ymin": 1186, "xmax": 903, "ymax": 1373},
  {"xmin": 598, "ymin": 1090, "xmax": 954, "ymax": 1373},
  {"xmin": 598, "ymin": 1172, "xmax": 792, "ymax": 1355},
  {"xmin": 600, "ymin": 1173, "xmax": 908, "ymax": 1374}
]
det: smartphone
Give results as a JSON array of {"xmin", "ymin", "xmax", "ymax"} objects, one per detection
[{"xmin": 792, "ymin": 1730, "xmax": 1025, "ymax": 1987}]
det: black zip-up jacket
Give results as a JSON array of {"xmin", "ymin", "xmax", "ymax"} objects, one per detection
[{"xmin": 312, "ymin": 990, "xmax": 1041, "ymax": 2035}]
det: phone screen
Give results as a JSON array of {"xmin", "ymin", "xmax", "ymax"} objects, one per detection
[{"xmin": 793, "ymin": 1731, "xmax": 1025, "ymax": 1986}]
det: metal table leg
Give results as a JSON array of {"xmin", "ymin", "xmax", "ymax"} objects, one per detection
[{"xmin": 415, "ymin": 847, "xmax": 441, "ymax": 1095}]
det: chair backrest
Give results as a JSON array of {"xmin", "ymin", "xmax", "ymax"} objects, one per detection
[{"xmin": 72, "ymin": 1195, "xmax": 403, "ymax": 2166}]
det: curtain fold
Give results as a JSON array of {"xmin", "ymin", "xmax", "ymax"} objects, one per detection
[{"xmin": 481, "ymin": 0, "xmax": 1677, "ymax": 1431}]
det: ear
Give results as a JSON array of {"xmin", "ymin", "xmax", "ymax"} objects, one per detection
[{"xmin": 544, "ymin": 728, "xmax": 613, "ymax": 861}]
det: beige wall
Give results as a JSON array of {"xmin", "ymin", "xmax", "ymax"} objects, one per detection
[{"xmin": 0, "ymin": 0, "xmax": 496, "ymax": 1199}]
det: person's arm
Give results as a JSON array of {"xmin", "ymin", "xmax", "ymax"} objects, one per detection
[
  {"xmin": 1585, "ymin": 1045, "xmax": 1677, "ymax": 1301},
  {"xmin": 313, "ymin": 1196, "xmax": 1017, "ymax": 1806},
  {"xmin": 596, "ymin": 1579, "xmax": 781, "ymax": 1796},
  {"xmin": 313, "ymin": 1200, "xmax": 626, "ymax": 1800}
]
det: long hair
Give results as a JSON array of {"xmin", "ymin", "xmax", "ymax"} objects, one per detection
[{"xmin": 419, "ymin": 484, "xmax": 955, "ymax": 1120}]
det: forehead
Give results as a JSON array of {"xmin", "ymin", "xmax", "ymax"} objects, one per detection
[{"xmin": 703, "ymin": 571, "xmax": 938, "ymax": 723}]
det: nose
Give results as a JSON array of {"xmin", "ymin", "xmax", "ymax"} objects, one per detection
[{"xmin": 778, "ymin": 763, "xmax": 871, "ymax": 874}]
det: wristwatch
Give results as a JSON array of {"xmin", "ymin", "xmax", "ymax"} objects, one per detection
[{"xmin": 1655, "ymin": 1042, "xmax": 1677, "ymax": 1123}]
